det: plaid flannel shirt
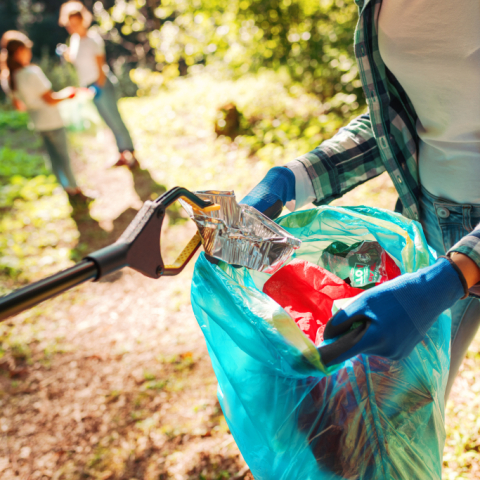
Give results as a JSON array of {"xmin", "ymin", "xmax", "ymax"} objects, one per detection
[{"xmin": 294, "ymin": 0, "xmax": 480, "ymax": 277}]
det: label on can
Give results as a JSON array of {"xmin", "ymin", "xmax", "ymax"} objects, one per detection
[{"xmin": 321, "ymin": 240, "xmax": 401, "ymax": 289}]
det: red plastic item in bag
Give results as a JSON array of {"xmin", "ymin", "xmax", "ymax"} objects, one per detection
[{"xmin": 263, "ymin": 259, "xmax": 364, "ymax": 345}]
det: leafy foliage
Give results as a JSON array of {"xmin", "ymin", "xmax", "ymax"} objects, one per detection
[
  {"xmin": 2, "ymin": 0, "xmax": 362, "ymax": 103},
  {"xmin": 38, "ymin": 52, "xmax": 79, "ymax": 91},
  {"xmin": 0, "ymin": 145, "xmax": 47, "ymax": 178},
  {"xmin": 123, "ymin": 70, "xmax": 363, "ymax": 199},
  {"xmin": 0, "ymin": 110, "xmax": 29, "ymax": 131},
  {"xmin": 0, "ymin": 176, "xmax": 75, "ymax": 286},
  {"xmin": 95, "ymin": 0, "xmax": 362, "ymax": 101},
  {"xmin": 0, "ymin": 123, "xmax": 76, "ymax": 290}
]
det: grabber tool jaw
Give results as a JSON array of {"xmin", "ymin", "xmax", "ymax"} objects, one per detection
[
  {"xmin": 86, "ymin": 187, "xmax": 219, "ymax": 280},
  {"xmin": 0, "ymin": 187, "xmax": 218, "ymax": 322}
]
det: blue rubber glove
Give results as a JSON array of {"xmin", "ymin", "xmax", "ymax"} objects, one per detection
[
  {"xmin": 319, "ymin": 257, "xmax": 467, "ymax": 366},
  {"xmin": 240, "ymin": 166, "xmax": 295, "ymax": 218},
  {"xmin": 88, "ymin": 83, "xmax": 103, "ymax": 99}
]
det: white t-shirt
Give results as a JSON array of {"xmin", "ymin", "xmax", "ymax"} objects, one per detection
[
  {"xmin": 69, "ymin": 30, "xmax": 108, "ymax": 87},
  {"xmin": 13, "ymin": 65, "xmax": 64, "ymax": 132},
  {"xmin": 378, "ymin": 0, "xmax": 480, "ymax": 204}
]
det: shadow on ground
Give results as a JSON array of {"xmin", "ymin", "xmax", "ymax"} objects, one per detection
[{"xmin": 69, "ymin": 166, "xmax": 167, "ymax": 264}]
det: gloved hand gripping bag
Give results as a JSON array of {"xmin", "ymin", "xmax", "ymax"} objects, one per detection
[{"xmin": 191, "ymin": 205, "xmax": 451, "ymax": 480}]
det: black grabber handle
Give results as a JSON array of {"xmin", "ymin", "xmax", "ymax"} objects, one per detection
[{"xmin": 0, "ymin": 187, "xmax": 219, "ymax": 322}]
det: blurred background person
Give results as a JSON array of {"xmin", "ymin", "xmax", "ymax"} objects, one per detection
[
  {"xmin": 0, "ymin": 30, "xmax": 89, "ymax": 201},
  {"xmin": 58, "ymin": 1, "xmax": 138, "ymax": 170}
]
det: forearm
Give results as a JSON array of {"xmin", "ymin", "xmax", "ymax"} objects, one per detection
[
  {"xmin": 43, "ymin": 95, "xmax": 63, "ymax": 105},
  {"xmin": 450, "ymin": 253, "xmax": 480, "ymax": 289},
  {"xmin": 448, "ymin": 224, "xmax": 480, "ymax": 292},
  {"xmin": 42, "ymin": 88, "xmax": 75, "ymax": 105},
  {"xmin": 283, "ymin": 161, "xmax": 316, "ymax": 211}
]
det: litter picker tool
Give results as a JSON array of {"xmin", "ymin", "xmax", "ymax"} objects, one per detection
[{"xmin": 0, "ymin": 187, "xmax": 219, "ymax": 322}]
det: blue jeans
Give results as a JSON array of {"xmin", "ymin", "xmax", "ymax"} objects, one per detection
[
  {"xmin": 92, "ymin": 76, "xmax": 134, "ymax": 153},
  {"xmin": 40, "ymin": 127, "xmax": 77, "ymax": 189},
  {"xmin": 419, "ymin": 187, "xmax": 480, "ymax": 399}
]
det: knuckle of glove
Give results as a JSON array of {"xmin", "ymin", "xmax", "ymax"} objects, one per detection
[{"xmin": 323, "ymin": 310, "xmax": 349, "ymax": 339}]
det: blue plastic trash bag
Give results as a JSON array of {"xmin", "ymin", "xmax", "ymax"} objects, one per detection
[{"xmin": 191, "ymin": 205, "xmax": 450, "ymax": 480}]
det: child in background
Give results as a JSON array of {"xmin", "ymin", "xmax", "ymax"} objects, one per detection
[
  {"xmin": 0, "ymin": 31, "xmax": 89, "ymax": 201},
  {"xmin": 59, "ymin": 1, "xmax": 138, "ymax": 169}
]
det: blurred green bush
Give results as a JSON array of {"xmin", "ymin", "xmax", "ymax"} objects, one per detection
[
  {"xmin": 0, "ymin": 112, "xmax": 75, "ymax": 290},
  {"xmin": 0, "ymin": 110, "xmax": 29, "ymax": 130},
  {"xmin": 38, "ymin": 51, "xmax": 78, "ymax": 92},
  {"xmin": 96, "ymin": 0, "xmax": 362, "ymax": 104},
  {"xmin": 3, "ymin": 0, "xmax": 362, "ymax": 104},
  {"xmin": 122, "ymin": 71, "xmax": 363, "ymax": 195},
  {"xmin": 0, "ymin": 145, "xmax": 47, "ymax": 179}
]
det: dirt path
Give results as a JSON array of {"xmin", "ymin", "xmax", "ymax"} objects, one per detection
[{"xmin": 1, "ymin": 265, "xmax": 254, "ymax": 480}]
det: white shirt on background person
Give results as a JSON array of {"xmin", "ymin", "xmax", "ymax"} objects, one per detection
[
  {"xmin": 13, "ymin": 65, "xmax": 64, "ymax": 132},
  {"xmin": 69, "ymin": 29, "xmax": 109, "ymax": 87}
]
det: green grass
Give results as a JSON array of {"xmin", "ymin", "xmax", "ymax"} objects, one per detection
[
  {"xmin": 0, "ymin": 109, "xmax": 29, "ymax": 130},
  {"xmin": 0, "ymin": 112, "xmax": 77, "ymax": 291},
  {"xmin": 0, "ymin": 145, "xmax": 47, "ymax": 178}
]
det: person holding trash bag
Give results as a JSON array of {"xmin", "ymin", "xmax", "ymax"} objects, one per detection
[
  {"xmin": 58, "ymin": 1, "xmax": 138, "ymax": 170},
  {"xmin": 0, "ymin": 31, "xmax": 89, "ymax": 201},
  {"xmin": 241, "ymin": 0, "xmax": 480, "ymax": 399}
]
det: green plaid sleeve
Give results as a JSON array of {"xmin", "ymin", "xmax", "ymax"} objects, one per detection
[
  {"xmin": 293, "ymin": 113, "xmax": 385, "ymax": 205},
  {"xmin": 449, "ymin": 228, "xmax": 480, "ymax": 267}
]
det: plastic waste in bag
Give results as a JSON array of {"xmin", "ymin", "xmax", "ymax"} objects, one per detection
[
  {"xmin": 191, "ymin": 205, "xmax": 450, "ymax": 479},
  {"xmin": 263, "ymin": 259, "xmax": 364, "ymax": 345},
  {"xmin": 179, "ymin": 191, "xmax": 301, "ymax": 274},
  {"xmin": 58, "ymin": 88, "xmax": 101, "ymax": 132},
  {"xmin": 321, "ymin": 240, "xmax": 401, "ymax": 289}
]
